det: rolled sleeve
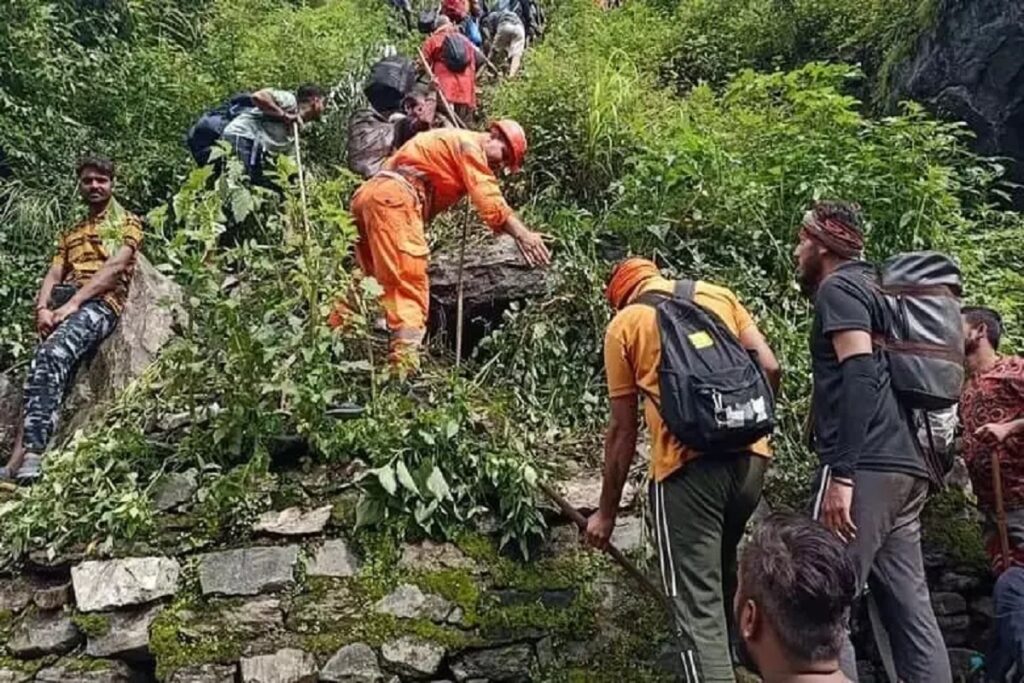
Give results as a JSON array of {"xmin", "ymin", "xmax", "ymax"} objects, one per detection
[{"xmin": 604, "ymin": 318, "xmax": 638, "ymax": 399}]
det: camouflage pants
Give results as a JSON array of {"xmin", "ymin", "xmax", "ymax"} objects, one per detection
[{"xmin": 22, "ymin": 300, "xmax": 117, "ymax": 453}]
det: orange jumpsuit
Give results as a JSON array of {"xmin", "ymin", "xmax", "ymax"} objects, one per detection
[{"xmin": 350, "ymin": 128, "xmax": 514, "ymax": 366}]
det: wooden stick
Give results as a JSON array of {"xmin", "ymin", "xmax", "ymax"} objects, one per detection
[
  {"xmin": 454, "ymin": 202, "xmax": 471, "ymax": 367},
  {"xmin": 992, "ymin": 451, "xmax": 1012, "ymax": 570},
  {"xmin": 416, "ymin": 48, "xmax": 467, "ymax": 129},
  {"xmin": 537, "ymin": 480, "xmax": 674, "ymax": 613}
]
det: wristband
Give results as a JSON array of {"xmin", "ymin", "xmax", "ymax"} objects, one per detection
[{"xmin": 831, "ymin": 476, "xmax": 854, "ymax": 488}]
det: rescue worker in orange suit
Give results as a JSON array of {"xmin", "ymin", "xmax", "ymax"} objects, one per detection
[{"xmin": 348, "ymin": 120, "xmax": 550, "ymax": 370}]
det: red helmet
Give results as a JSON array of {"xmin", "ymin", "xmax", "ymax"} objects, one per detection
[{"xmin": 490, "ymin": 119, "xmax": 527, "ymax": 172}]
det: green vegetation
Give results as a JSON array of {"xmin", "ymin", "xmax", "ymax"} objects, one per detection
[
  {"xmin": 1, "ymin": 0, "xmax": 1021, "ymax": 568},
  {"xmin": 71, "ymin": 613, "xmax": 111, "ymax": 639}
]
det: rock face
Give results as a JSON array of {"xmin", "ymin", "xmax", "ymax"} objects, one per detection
[
  {"xmin": 152, "ymin": 470, "xmax": 200, "ymax": 511},
  {"xmin": 7, "ymin": 610, "xmax": 82, "ymax": 658},
  {"xmin": 72, "ymin": 557, "xmax": 181, "ymax": 612},
  {"xmin": 61, "ymin": 255, "xmax": 185, "ymax": 436},
  {"xmin": 239, "ymin": 648, "xmax": 318, "ymax": 683},
  {"xmin": 888, "ymin": 0, "xmax": 1024, "ymax": 205},
  {"xmin": 253, "ymin": 506, "xmax": 332, "ymax": 536},
  {"xmin": 198, "ymin": 546, "xmax": 298, "ymax": 596},
  {"xmin": 0, "ymin": 578, "xmax": 32, "ymax": 613},
  {"xmin": 373, "ymin": 584, "xmax": 452, "ymax": 622},
  {"xmin": 307, "ymin": 538, "xmax": 361, "ymax": 578},
  {"xmin": 320, "ymin": 643, "xmax": 384, "ymax": 682}
]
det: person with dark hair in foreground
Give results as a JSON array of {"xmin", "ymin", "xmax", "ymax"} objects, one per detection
[
  {"xmin": 735, "ymin": 512, "xmax": 856, "ymax": 683},
  {"xmin": 794, "ymin": 200, "xmax": 950, "ymax": 682},
  {"xmin": 1, "ymin": 156, "xmax": 143, "ymax": 483},
  {"xmin": 221, "ymin": 83, "xmax": 325, "ymax": 185},
  {"xmin": 960, "ymin": 306, "xmax": 1024, "ymax": 681}
]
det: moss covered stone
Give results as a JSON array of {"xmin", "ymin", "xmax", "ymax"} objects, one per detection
[
  {"xmin": 922, "ymin": 488, "xmax": 988, "ymax": 573},
  {"xmin": 71, "ymin": 613, "xmax": 111, "ymax": 639}
]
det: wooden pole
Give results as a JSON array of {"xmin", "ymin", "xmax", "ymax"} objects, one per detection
[
  {"xmin": 416, "ymin": 48, "xmax": 466, "ymax": 129},
  {"xmin": 454, "ymin": 203, "xmax": 471, "ymax": 366},
  {"xmin": 992, "ymin": 451, "xmax": 1012, "ymax": 570}
]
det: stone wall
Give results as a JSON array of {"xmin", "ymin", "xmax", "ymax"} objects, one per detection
[{"xmin": 0, "ymin": 462, "xmax": 669, "ymax": 683}]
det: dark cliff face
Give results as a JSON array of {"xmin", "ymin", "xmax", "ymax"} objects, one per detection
[{"xmin": 889, "ymin": 0, "xmax": 1024, "ymax": 204}]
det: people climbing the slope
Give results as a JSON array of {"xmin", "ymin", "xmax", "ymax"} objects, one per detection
[
  {"xmin": 348, "ymin": 123, "xmax": 550, "ymax": 371},
  {"xmin": 482, "ymin": 7, "xmax": 527, "ymax": 78},
  {"xmin": 421, "ymin": 16, "xmax": 482, "ymax": 124},
  {"xmin": 221, "ymin": 84, "xmax": 325, "ymax": 187},
  {"xmin": 1, "ymin": 157, "xmax": 143, "ymax": 483},
  {"xmin": 960, "ymin": 306, "xmax": 1024, "ymax": 680},
  {"xmin": 794, "ymin": 200, "xmax": 952, "ymax": 682},
  {"xmin": 586, "ymin": 257, "xmax": 780, "ymax": 683}
]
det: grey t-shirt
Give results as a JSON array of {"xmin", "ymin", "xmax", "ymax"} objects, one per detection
[
  {"xmin": 222, "ymin": 89, "xmax": 297, "ymax": 155},
  {"xmin": 809, "ymin": 261, "xmax": 929, "ymax": 479}
]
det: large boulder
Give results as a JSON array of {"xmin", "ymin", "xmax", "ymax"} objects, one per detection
[
  {"xmin": 427, "ymin": 234, "xmax": 550, "ymax": 349},
  {"xmin": 71, "ymin": 557, "xmax": 181, "ymax": 612},
  {"xmin": 0, "ymin": 255, "xmax": 183, "ymax": 455},
  {"xmin": 887, "ymin": 0, "xmax": 1024, "ymax": 205}
]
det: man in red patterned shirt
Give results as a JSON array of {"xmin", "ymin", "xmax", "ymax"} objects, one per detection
[{"xmin": 960, "ymin": 305, "xmax": 1024, "ymax": 678}]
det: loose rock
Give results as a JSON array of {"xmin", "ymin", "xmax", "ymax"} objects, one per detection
[
  {"xmin": 321, "ymin": 642, "xmax": 385, "ymax": 682},
  {"xmin": 307, "ymin": 538, "xmax": 361, "ymax": 578},
  {"xmin": 931, "ymin": 592, "xmax": 967, "ymax": 616},
  {"xmin": 381, "ymin": 637, "xmax": 445, "ymax": 677},
  {"xmin": 397, "ymin": 541, "xmax": 478, "ymax": 573},
  {"xmin": 167, "ymin": 664, "xmax": 239, "ymax": 683},
  {"xmin": 254, "ymin": 506, "xmax": 332, "ymax": 536},
  {"xmin": 7, "ymin": 609, "xmax": 82, "ymax": 658},
  {"xmin": 451, "ymin": 644, "xmax": 535, "ymax": 682},
  {"xmin": 153, "ymin": 470, "xmax": 199, "ymax": 511},
  {"xmin": 72, "ymin": 557, "xmax": 180, "ymax": 612},
  {"xmin": 231, "ymin": 597, "xmax": 284, "ymax": 630},
  {"xmin": 85, "ymin": 604, "xmax": 163, "ymax": 659},
  {"xmin": 239, "ymin": 648, "xmax": 318, "ymax": 683},
  {"xmin": 35, "ymin": 659, "xmax": 133, "ymax": 683},
  {"xmin": 198, "ymin": 546, "xmax": 298, "ymax": 596},
  {"xmin": 0, "ymin": 579, "xmax": 32, "ymax": 613},
  {"xmin": 374, "ymin": 584, "xmax": 451, "ymax": 622},
  {"xmin": 0, "ymin": 667, "xmax": 33, "ymax": 683},
  {"xmin": 32, "ymin": 582, "xmax": 72, "ymax": 611}
]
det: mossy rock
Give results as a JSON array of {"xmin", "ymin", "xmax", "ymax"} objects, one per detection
[{"xmin": 71, "ymin": 613, "xmax": 111, "ymax": 639}]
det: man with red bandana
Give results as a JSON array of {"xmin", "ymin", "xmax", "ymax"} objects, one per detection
[
  {"xmin": 586, "ymin": 257, "xmax": 780, "ymax": 683},
  {"xmin": 794, "ymin": 200, "xmax": 950, "ymax": 682}
]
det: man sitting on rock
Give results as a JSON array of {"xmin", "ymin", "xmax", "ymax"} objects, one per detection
[
  {"xmin": 734, "ymin": 512, "xmax": 856, "ymax": 683},
  {"xmin": 2, "ymin": 156, "xmax": 143, "ymax": 483},
  {"xmin": 960, "ymin": 306, "xmax": 1024, "ymax": 679}
]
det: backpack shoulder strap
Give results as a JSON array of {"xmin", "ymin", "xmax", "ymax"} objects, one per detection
[{"xmin": 673, "ymin": 279, "xmax": 696, "ymax": 302}]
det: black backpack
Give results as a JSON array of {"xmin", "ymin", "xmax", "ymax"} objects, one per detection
[
  {"xmin": 441, "ymin": 33, "xmax": 471, "ymax": 72},
  {"xmin": 364, "ymin": 55, "xmax": 417, "ymax": 114},
  {"xmin": 185, "ymin": 92, "xmax": 254, "ymax": 166},
  {"xmin": 418, "ymin": 9, "xmax": 437, "ymax": 34},
  {"xmin": 637, "ymin": 281, "xmax": 775, "ymax": 453}
]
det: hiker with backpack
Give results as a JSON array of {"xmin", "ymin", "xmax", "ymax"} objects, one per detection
[
  {"xmin": 586, "ymin": 257, "xmax": 781, "ymax": 683},
  {"xmin": 422, "ymin": 15, "xmax": 481, "ymax": 123},
  {"xmin": 220, "ymin": 84, "xmax": 325, "ymax": 187},
  {"xmin": 482, "ymin": 7, "xmax": 527, "ymax": 78},
  {"xmin": 960, "ymin": 306, "xmax": 1024, "ymax": 680},
  {"xmin": 794, "ymin": 200, "xmax": 953, "ymax": 683}
]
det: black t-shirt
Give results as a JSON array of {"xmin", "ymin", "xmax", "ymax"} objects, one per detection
[{"xmin": 810, "ymin": 261, "xmax": 928, "ymax": 478}]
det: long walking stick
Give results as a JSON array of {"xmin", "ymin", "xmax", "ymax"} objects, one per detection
[
  {"xmin": 293, "ymin": 121, "xmax": 318, "ymax": 328},
  {"xmin": 993, "ymin": 451, "xmax": 1012, "ymax": 570},
  {"xmin": 415, "ymin": 47, "xmax": 476, "ymax": 365}
]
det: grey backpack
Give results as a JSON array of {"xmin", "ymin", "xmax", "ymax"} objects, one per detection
[{"xmin": 875, "ymin": 251, "xmax": 964, "ymax": 410}]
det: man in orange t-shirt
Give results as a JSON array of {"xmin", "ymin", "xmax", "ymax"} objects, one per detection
[
  {"xmin": 585, "ymin": 258, "xmax": 780, "ymax": 683},
  {"xmin": 347, "ymin": 121, "xmax": 549, "ymax": 371}
]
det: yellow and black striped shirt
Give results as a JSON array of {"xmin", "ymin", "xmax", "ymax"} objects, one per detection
[{"xmin": 51, "ymin": 205, "xmax": 144, "ymax": 315}]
